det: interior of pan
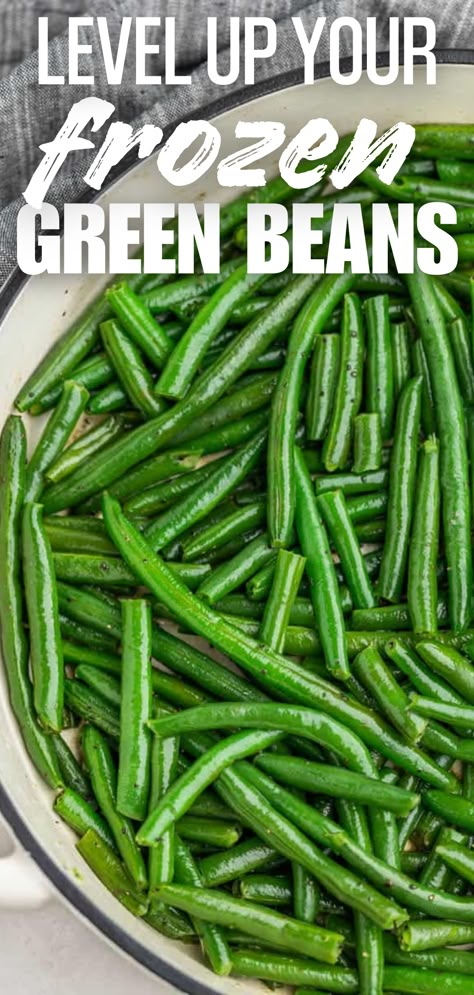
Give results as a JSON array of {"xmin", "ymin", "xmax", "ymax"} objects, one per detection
[{"xmin": 0, "ymin": 59, "xmax": 473, "ymax": 995}]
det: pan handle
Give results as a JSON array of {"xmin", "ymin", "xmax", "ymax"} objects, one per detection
[{"xmin": 0, "ymin": 844, "xmax": 50, "ymax": 909}]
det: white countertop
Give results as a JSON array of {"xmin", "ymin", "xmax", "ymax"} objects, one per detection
[{"xmin": 0, "ymin": 822, "xmax": 179, "ymax": 995}]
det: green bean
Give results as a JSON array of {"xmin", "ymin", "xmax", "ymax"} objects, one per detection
[
  {"xmin": 47, "ymin": 523, "xmax": 117, "ymax": 556},
  {"xmin": 386, "ymin": 640, "xmax": 464, "ymax": 706},
  {"xmin": 413, "ymin": 125, "xmax": 474, "ymax": 159},
  {"xmin": 142, "ymin": 258, "xmax": 243, "ymax": 313},
  {"xmin": 322, "ymin": 293, "xmax": 364, "ymax": 471},
  {"xmin": 102, "ymin": 496, "xmax": 457, "ymax": 785},
  {"xmin": 15, "ymin": 296, "xmax": 109, "ymax": 412},
  {"xmin": 421, "ymin": 793, "xmax": 474, "ymax": 834},
  {"xmin": 411, "ymin": 337, "xmax": 436, "ymax": 435},
  {"xmin": 352, "ymin": 413, "xmax": 382, "ymax": 473},
  {"xmin": 46, "ymin": 415, "xmax": 128, "ymax": 483},
  {"xmin": 398, "ymin": 919, "xmax": 474, "ymax": 953},
  {"xmin": 353, "ymin": 646, "xmax": 427, "ymax": 744},
  {"xmin": 22, "ymin": 503, "xmax": 64, "ymax": 732},
  {"xmin": 407, "ymin": 436, "xmax": 440, "ymax": 633},
  {"xmin": 294, "ymin": 450, "xmax": 349, "ymax": 679},
  {"xmin": 145, "ymin": 905, "xmax": 195, "ymax": 942},
  {"xmin": 124, "ymin": 460, "xmax": 222, "ymax": 517},
  {"xmin": 87, "ymin": 382, "xmax": 129, "ymax": 414},
  {"xmin": 76, "ymin": 829, "xmax": 148, "ymax": 917},
  {"xmin": 392, "ymin": 321, "xmax": 412, "ymax": 403},
  {"xmin": 157, "ymin": 263, "xmax": 267, "ymax": 398},
  {"xmin": 346, "ymin": 490, "xmax": 388, "ymax": 524},
  {"xmin": 53, "ymin": 553, "xmax": 136, "ymax": 587},
  {"xmin": 198, "ymin": 533, "xmax": 277, "ymax": 605},
  {"xmin": 155, "ymin": 883, "xmax": 343, "ymax": 964},
  {"xmin": 377, "ymin": 377, "xmax": 422, "ymax": 602},
  {"xmin": 82, "ymin": 725, "xmax": 147, "ymax": 889},
  {"xmin": 234, "ymin": 950, "xmax": 357, "ymax": 990},
  {"xmin": 383, "ymin": 933, "xmax": 474, "ymax": 977},
  {"xmin": 176, "ymin": 817, "xmax": 241, "ymax": 848},
  {"xmin": 199, "ymin": 836, "xmax": 283, "ymax": 887},
  {"xmin": 144, "ymin": 429, "xmax": 266, "ymax": 550},
  {"xmin": 416, "ymin": 640, "xmax": 474, "ymax": 703},
  {"xmin": 53, "ymin": 735, "xmax": 91, "ymax": 799},
  {"xmin": 138, "ymin": 729, "xmax": 284, "ymax": 846},
  {"xmin": 409, "ymin": 694, "xmax": 474, "ymax": 729},
  {"xmin": 64, "ymin": 678, "xmax": 120, "ymax": 739},
  {"xmin": 173, "ymin": 836, "xmax": 232, "ymax": 975},
  {"xmin": 315, "ymin": 468, "xmax": 388, "ymax": 496},
  {"xmin": 60, "ymin": 615, "xmax": 118, "ymax": 653},
  {"xmin": 43, "ymin": 276, "xmax": 316, "ymax": 512},
  {"xmin": 54, "ymin": 788, "xmax": 115, "ymax": 848},
  {"xmin": 106, "ymin": 282, "xmax": 173, "ymax": 368},
  {"xmin": 448, "ymin": 316, "xmax": 474, "ymax": 404},
  {"xmin": 316, "ymin": 490, "xmax": 374, "ymax": 609},
  {"xmin": 255, "ymin": 755, "xmax": 419, "ymax": 815},
  {"xmin": 419, "ymin": 825, "xmax": 467, "ymax": 891},
  {"xmin": 364, "ymin": 295, "xmax": 394, "ymax": 440},
  {"xmin": 437, "ymin": 159, "xmax": 474, "ymax": 183},
  {"xmin": 306, "ymin": 334, "xmax": 341, "ymax": 441},
  {"xmin": 25, "ymin": 381, "xmax": 89, "ymax": 502},
  {"xmin": 148, "ymin": 731, "xmax": 179, "ymax": 894},
  {"xmin": 363, "ymin": 165, "xmax": 474, "ymax": 205},
  {"xmin": 75, "ymin": 665, "xmax": 120, "ymax": 708},
  {"xmin": 406, "ymin": 267, "xmax": 472, "ymax": 631},
  {"xmin": 168, "ymin": 371, "xmax": 277, "ymax": 448},
  {"xmin": 269, "ymin": 273, "xmax": 354, "ymax": 546},
  {"xmin": 241, "ymin": 764, "xmax": 474, "ymax": 923},
  {"xmin": 259, "ymin": 550, "xmax": 306, "ymax": 653},
  {"xmin": 116, "ymin": 600, "xmax": 152, "ymax": 821},
  {"xmin": 31, "ymin": 352, "xmax": 116, "ymax": 414},
  {"xmin": 0, "ymin": 418, "xmax": 62, "ymax": 786},
  {"xmin": 95, "ymin": 451, "xmax": 203, "ymax": 510},
  {"xmin": 236, "ymin": 874, "xmax": 291, "ymax": 906},
  {"xmin": 101, "ymin": 320, "xmax": 165, "ymax": 418},
  {"xmin": 182, "ymin": 502, "xmax": 266, "ymax": 562}
]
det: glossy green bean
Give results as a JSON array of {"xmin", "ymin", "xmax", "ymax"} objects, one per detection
[
  {"xmin": 322, "ymin": 293, "xmax": 364, "ymax": 471},
  {"xmin": 377, "ymin": 377, "xmax": 422, "ymax": 602},
  {"xmin": 345, "ymin": 490, "xmax": 388, "ymax": 523},
  {"xmin": 157, "ymin": 263, "xmax": 267, "ymax": 399},
  {"xmin": 315, "ymin": 468, "xmax": 388, "ymax": 496},
  {"xmin": 53, "ymin": 553, "xmax": 136, "ymax": 587},
  {"xmin": 155, "ymin": 883, "xmax": 343, "ymax": 964},
  {"xmin": 173, "ymin": 836, "xmax": 232, "ymax": 975},
  {"xmin": 259, "ymin": 550, "xmax": 306, "ymax": 653},
  {"xmin": 398, "ymin": 919, "xmax": 474, "ymax": 953},
  {"xmin": 409, "ymin": 694, "xmax": 474, "ymax": 729},
  {"xmin": 416, "ymin": 640, "xmax": 474, "ymax": 703},
  {"xmin": 182, "ymin": 502, "xmax": 266, "ymax": 562},
  {"xmin": 406, "ymin": 267, "xmax": 472, "ymax": 632},
  {"xmin": 385, "ymin": 640, "xmax": 464, "ymax": 707},
  {"xmin": 53, "ymin": 734, "xmax": 91, "ymax": 799},
  {"xmin": 87, "ymin": 382, "xmax": 129, "ymax": 414},
  {"xmin": 76, "ymin": 829, "xmax": 148, "ymax": 917},
  {"xmin": 316, "ymin": 489, "xmax": 374, "ymax": 610},
  {"xmin": 145, "ymin": 430, "xmax": 266, "ymax": 550},
  {"xmin": 82, "ymin": 725, "xmax": 147, "ymax": 889},
  {"xmin": 197, "ymin": 533, "xmax": 277, "ymax": 605},
  {"xmin": 411, "ymin": 337, "xmax": 436, "ymax": 435},
  {"xmin": 0, "ymin": 417, "xmax": 62, "ymax": 786},
  {"xmin": 352, "ymin": 413, "xmax": 382, "ymax": 473},
  {"xmin": 407, "ymin": 436, "xmax": 440, "ymax": 634},
  {"xmin": 138, "ymin": 729, "xmax": 284, "ymax": 846},
  {"xmin": 25, "ymin": 381, "xmax": 89, "ymax": 502},
  {"xmin": 106, "ymin": 282, "xmax": 173, "ymax": 368},
  {"xmin": 199, "ymin": 836, "xmax": 283, "ymax": 887},
  {"xmin": 269, "ymin": 273, "xmax": 354, "ymax": 546},
  {"xmin": 46, "ymin": 415, "xmax": 128, "ymax": 483},
  {"xmin": 294, "ymin": 450, "xmax": 349, "ymax": 678},
  {"xmin": 148, "ymin": 731, "xmax": 179, "ymax": 894},
  {"xmin": 116, "ymin": 600, "xmax": 152, "ymax": 821},
  {"xmin": 101, "ymin": 320, "xmax": 165, "ymax": 418},
  {"xmin": 54, "ymin": 788, "xmax": 115, "ymax": 848},
  {"xmin": 353, "ymin": 646, "xmax": 426, "ymax": 744},
  {"xmin": 64, "ymin": 678, "xmax": 120, "ymax": 740},
  {"xmin": 306, "ymin": 334, "xmax": 341, "ymax": 441},
  {"xmin": 31, "ymin": 351, "xmax": 115, "ymax": 414},
  {"xmin": 22, "ymin": 503, "xmax": 64, "ymax": 731},
  {"xmin": 15, "ymin": 297, "xmax": 109, "ymax": 412},
  {"xmin": 255, "ymin": 755, "xmax": 419, "ymax": 815},
  {"xmin": 364, "ymin": 295, "xmax": 394, "ymax": 440},
  {"xmin": 448, "ymin": 316, "xmax": 474, "ymax": 404},
  {"xmin": 236, "ymin": 874, "xmax": 291, "ymax": 906},
  {"xmin": 391, "ymin": 321, "xmax": 412, "ymax": 403}
]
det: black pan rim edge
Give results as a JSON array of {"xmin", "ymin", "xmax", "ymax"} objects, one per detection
[{"xmin": 0, "ymin": 48, "xmax": 473, "ymax": 995}]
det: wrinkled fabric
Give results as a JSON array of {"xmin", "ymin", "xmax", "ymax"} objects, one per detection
[{"xmin": 0, "ymin": 0, "xmax": 472, "ymax": 283}]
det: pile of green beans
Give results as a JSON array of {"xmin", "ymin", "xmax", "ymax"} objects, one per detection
[{"xmin": 4, "ymin": 123, "xmax": 474, "ymax": 994}]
